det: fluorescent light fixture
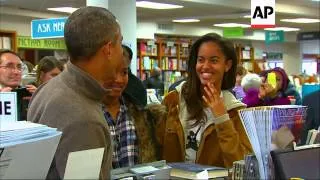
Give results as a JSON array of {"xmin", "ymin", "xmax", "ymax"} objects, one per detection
[
  {"xmin": 172, "ymin": 19, "xmax": 200, "ymax": 23},
  {"xmin": 243, "ymin": 15, "xmax": 251, "ymax": 18},
  {"xmin": 47, "ymin": 7, "xmax": 78, "ymax": 13},
  {"xmin": 136, "ymin": 1, "xmax": 183, "ymax": 9},
  {"xmin": 280, "ymin": 18, "xmax": 320, "ymax": 23},
  {"xmin": 264, "ymin": 27, "xmax": 300, "ymax": 32},
  {"xmin": 213, "ymin": 23, "xmax": 250, "ymax": 28},
  {"xmin": 312, "ymin": 0, "xmax": 320, "ymax": 1}
]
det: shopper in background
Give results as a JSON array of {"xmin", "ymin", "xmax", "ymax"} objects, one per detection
[
  {"xmin": 28, "ymin": 7, "xmax": 123, "ymax": 180},
  {"xmin": 35, "ymin": 56, "xmax": 64, "ymax": 86},
  {"xmin": 284, "ymin": 80, "xmax": 302, "ymax": 105},
  {"xmin": 0, "ymin": 49, "xmax": 35, "ymax": 120},
  {"xmin": 300, "ymin": 90, "xmax": 320, "ymax": 144},
  {"xmin": 143, "ymin": 66, "xmax": 164, "ymax": 96},
  {"xmin": 0, "ymin": 50, "xmax": 27, "ymax": 91},
  {"xmin": 122, "ymin": 45, "xmax": 147, "ymax": 107},
  {"xmin": 244, "ymin": 67, "xmax": 291, "ymax": 107},
  {"xmin": 102, "ymin": 45, "xmax": 162, "ymax": 168},
  {"xmin": 22, "ymin": 59, "xmax": 35, "ymax": 74},
  {"xmin": 241, "ymin": 73, "xmax": 263, "ymax": 106},
  {"xmin": 157, "ymin": 33, "xmax": 252, "ymax": 168},
  {"xmin": 233, "ymin": 65, "xmax": 247, "ymax": 100}
]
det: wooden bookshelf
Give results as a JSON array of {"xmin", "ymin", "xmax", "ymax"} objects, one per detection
[
  {"xmin": 137, "ymin": 38, "xmax": 192, "ymax": 81},
  {"xmin": 0, "ymin": 30, "xmax": 17, "ymax": 52}
]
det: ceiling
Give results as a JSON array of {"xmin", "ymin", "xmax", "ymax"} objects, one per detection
[{"xmin": 0, "ymin": 0, "xmax": 319, "ymax": 32}]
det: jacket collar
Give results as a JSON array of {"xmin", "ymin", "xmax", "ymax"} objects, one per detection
[
  {"xmin": 61, "ymin": 61, "xmax": 108, "ymax": 102},
  {"xmin": 175, "ymin": 81, "xmax": 246, "ymax": 111}
]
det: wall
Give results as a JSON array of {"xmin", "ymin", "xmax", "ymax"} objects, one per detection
[
  {"xmin": 136, "ymin": 21, "xmax": 298, "ymax": 42},
  {"xmin": 251, "ymin": 41, "xmax": 301, "ymax": 75},
  {"xmin": 0, "ymin": 11, "xmax": 306, "ymax": 75},
  {"xmin": 300, "ymin": 40, "xmax": 320, "ymax": 54},
  {"xmin": 0, "ymin": 14, "xmax": 33, "ymax": 36}
]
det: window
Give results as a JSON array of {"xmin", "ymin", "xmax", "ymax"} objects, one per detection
[{"xmin": 302, "ymin": 59, "xmax": 317, "ymax": 75}]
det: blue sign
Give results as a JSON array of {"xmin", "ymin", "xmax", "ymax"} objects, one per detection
[{"xmin": 31, "ymin": 17, "xmax": 67, "ymax": 39}]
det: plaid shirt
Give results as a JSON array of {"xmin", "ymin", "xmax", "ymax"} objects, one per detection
[{"xmin": 103, "ymin": 98, "xmax": 138, "ymax": 169}]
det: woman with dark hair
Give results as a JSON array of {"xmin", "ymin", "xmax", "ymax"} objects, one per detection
[
  {"xmin": 35, "ymin": 56, "xmax": 64, "ymax": 86},
  {"xmin": 156, "ymin": 33, "xmax": 252, "ymax": 168}
]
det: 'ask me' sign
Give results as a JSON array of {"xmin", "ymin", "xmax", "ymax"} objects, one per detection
[{"xmin": 31, "ymin": 17, "xmax": 67, "ymax": 39}]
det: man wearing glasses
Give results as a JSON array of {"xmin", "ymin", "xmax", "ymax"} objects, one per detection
[
  {"xmin": 0, "ymin": 50, "xmax": 23, "ymax": 91},
  {"xmin": 0, "ymin": 49, "xmax": 36, "ymax": 120}
]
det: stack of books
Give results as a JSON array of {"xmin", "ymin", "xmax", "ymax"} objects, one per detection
[
  {"xmin": 168, "ymin": 162, "xmax": 228, "ymax": 179},
  {"xmin": 0, "ymin": 121, "xmax": 61, "ymax": 179},
  {"xmin": 305, "ymin": 128, "xmax": 320, "ymax": 145},
  {"xmin": 238, "ymin": 105, "xmax": 307, "ymax": 179}
]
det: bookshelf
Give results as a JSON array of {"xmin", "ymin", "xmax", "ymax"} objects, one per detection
[
  {"xmin": 136, "ymin": 38, "xmax": 192, "ymax": 94},
  {"xmin": 137, "ymin": 38, "xmax": 191, "ymax": 81},
  {"xmin": 136, "ymin": 39, "xmax": 160, "ymax": 80},
  {"xmin": 0, "ymin": 30, "xmax": 17, "ymax": 52}
]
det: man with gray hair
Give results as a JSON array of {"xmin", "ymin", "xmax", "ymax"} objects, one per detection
[{"xmin": 28, "ymin": 6, "xmax": 123, "ymax": 179}]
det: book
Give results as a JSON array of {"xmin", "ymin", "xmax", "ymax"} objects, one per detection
[
  {"xmin": 0, "ymin": 121, "xmax": 61, "ymax": 179},
  {"xmin": 111, "ymin": 160, "xmax": 171, "ymax": 180},
  {"xmin": 0, "ymin": 37, "xmax": 3, "ymax": 49},
  {"xmin": 168, "ymin": 162, "xmax": 227, "ymax": 179},
  {"xmin": 238, "ymin": 105, "xmax": 307, "ymax": 179},
  {"xmin": 2, "ymin": 36, "xmax": 11, "ymax": 50},
  {"xmin": 244, "ymin": 155, "xmax": 260, "ymax": 180},
  {"xmin": 309, "ymin": 130, "xmax": 320, "ymax": 145}
]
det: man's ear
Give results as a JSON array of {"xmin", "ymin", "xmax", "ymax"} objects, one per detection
[
  {"xmin": 225, "ymin": 59, "xmax": 232, "ymax": 72},
  {"xmin": 102, "ymin": 41, "xmax": 112, "ymax": 58},
  {"xmin": 39, "ymin": 71, "xmax": 45, "ymax": 82}
]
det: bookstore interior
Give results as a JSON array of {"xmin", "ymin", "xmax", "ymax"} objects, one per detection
[{"xmin": 0, "ymin": 0, "xmax": 320, "ymax": 179}]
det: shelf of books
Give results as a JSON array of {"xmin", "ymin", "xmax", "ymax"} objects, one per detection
[
  {"xmin": 235, "ymin": 44, "xmax": 254, "ymax": 72},
  {"xmin": 137, "ymin": 38, "xmax": 192, "ymax": 92},
  {"xmin": 0, "ymin": 30, "xmax": 17, "ymax": 52},
  {"xmin": 235, "ymin": 44, "xmax": 265, "ymax": 74}
]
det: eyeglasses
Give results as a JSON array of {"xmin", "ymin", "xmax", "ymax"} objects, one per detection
[{"xmin": 0, "ymin": 64, "xmax": 23, "ymax": 72}]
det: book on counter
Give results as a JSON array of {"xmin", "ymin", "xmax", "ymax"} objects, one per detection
[
  {"xmin": 0, "ymin": 121, "xmax": 62, "ymax": 179},
  {"xmin": 168, "ymin": 162, "xmax": 228, "ymax": 179},
  {"xmin": 238, "ymin": 105, "xmax": 307, "ymax": 179}
]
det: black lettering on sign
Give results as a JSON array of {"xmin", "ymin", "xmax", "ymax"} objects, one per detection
[
  {"xmin": 253, "ymin": 6, "xmax": 274, "ymax": 19},
  {"xmin": 4, "ymin": 101, "xmax": 11, "ymax": 115},
  {"xmin": 0, "ymin": 101, "xmax": 11, "ymax": 115}
]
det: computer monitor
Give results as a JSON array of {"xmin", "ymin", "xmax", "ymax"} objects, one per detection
[{"xmin": 271, "ymin": 147, "xmax": 320, "ymax": 179}]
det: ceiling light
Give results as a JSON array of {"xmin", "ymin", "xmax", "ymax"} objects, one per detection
[
  {"xmin": 136, "ymin": 1, "xmax": 183, "ymax": 9},
  {"xmin": 213, "ymin": 23, "xmax": 250, "ymax": 28},
  {"xmin": 243, "ymin": 15, "xmax": 251, "ymax": 18},
  {"xmin": 311, "ymin": 0, "xmax": 320, "ymax": 1},
  {"xmin": 264, "ymin": 27, "xmax": 300, "ymax": 32},
  {"xmin": 172, "ymin": 19, "xmax": 200, "ymax": 23},
  {"xmin": 281, "ymin": 18, "xmax": 320, "ymax": 23},
  {"xmin": 47, "ymin": 7, "xmax": 78, "ymax": 13}
]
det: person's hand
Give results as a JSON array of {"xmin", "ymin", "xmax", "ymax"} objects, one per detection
[
  {"xmin": 25, "ymin": 85, "xmax": 37, "ymax": 94},
  {"xmin": 202, "ymin": 83, "xmax": 227, "ymax": 117},
  {"xmin": 258, "ymin": 83, "xmax": 276, "ymax": 99},
  {"xmin": 0, "ymin": 87, "xmax": 12, "ymax": 92}
]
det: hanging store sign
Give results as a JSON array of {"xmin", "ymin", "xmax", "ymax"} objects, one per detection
[
  {"xmin": 31, "ymin": 17, "xmax": 67, "ymax": 39},
  {"xmin": 18, "ymin": 36, "xmax": 66, "ymax": 50}
]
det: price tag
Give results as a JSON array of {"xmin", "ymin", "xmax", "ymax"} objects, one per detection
[
  {"xmin": 167, "ymin": 41, "xmax": 174, "ymax": 47},
  {"xmin": 147, "ymin": 41, "xmax": 155, "ymax": 46},
  {"xmin": 182, "ymin": 42, "xmax": 189, "ymax": 48}
]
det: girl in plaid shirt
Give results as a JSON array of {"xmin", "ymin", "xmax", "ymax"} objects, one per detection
[{"xmin": 102, "ymin": 45, "xmax": 165, "ymax": 168}]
